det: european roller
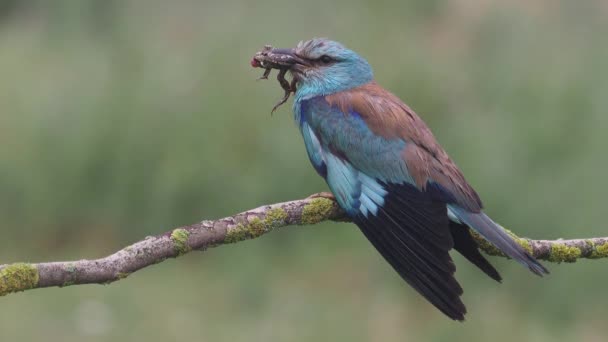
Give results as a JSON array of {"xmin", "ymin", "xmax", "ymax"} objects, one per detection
[{"xmin": 253, "ymin": 38, "xmax": 548, "ymax": 321}]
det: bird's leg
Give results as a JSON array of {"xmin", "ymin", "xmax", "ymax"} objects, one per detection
[{"xmin": 271, "ymin": 68, "xmax": 292, "ymax": 114}]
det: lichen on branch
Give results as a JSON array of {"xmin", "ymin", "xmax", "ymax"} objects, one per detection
[{"xmin": 0, "ymin": 263, "xmax": 39, "ymax": 296}]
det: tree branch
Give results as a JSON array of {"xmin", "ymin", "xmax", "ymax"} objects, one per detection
[{"xmin": 2, "ymin": 194, "xmax": 608, "ymax": 297}]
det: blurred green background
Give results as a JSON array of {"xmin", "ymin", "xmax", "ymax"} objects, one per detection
[{"xmin": 0, "ymin": 0, "xmax": 607, "ymax": 341}]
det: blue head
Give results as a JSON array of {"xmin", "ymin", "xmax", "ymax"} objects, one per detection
[{"xmin": 266, "ymin": 38, "xmax": 373, "ymax": 101}]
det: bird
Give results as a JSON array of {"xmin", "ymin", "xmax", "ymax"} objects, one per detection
[{"xmin": 256, "ymin": 38, "xmax": 548, "ymax": 321}]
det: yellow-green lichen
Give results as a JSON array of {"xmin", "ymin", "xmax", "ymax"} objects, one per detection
[
  {"xmin": 469, "ymin": 231, "xmax": 504, "ymax": 256},
  {"xmin": 516, "ymin": 238, "xmax": 533, "ymax": 255},
  {"xmin": 500, "ymin": 227, "xmax": 533, "ymax": 254},
  {"xmin": 225, "ymin": 223, "xmax": 248, "ymax": 243},
  {"xmin": 265, "ymin": 208, "xmax": 289, "ymax": 226},
  {"xmin": 248, "ymin": 217, "xmax": 266, "ymax": 237},
  {"xmin": 301, "ymin": 198, "xmax": 334, "ymax": 225},
  {"xmin": 225, "ymin": 208, "xmax": 288, "ymax": 243},
  {"xmin": 0, "ymin": 263, "xmax": 39, "ymax": 296},
  {"xmin": 170, "ymin": 228, "xmax": 191, "ymax": 256},
  {"xmin": 548, "ymin": 243, "xmax": 581, "ymax": 263},
  {"xmin": 589, "ymin": 242, "xmax": 608, "ymax": 259}
]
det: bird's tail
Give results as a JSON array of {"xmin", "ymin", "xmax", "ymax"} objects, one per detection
[{"xmin": 448, "ymin": 206, "xmax": 549, "ymax": 276}]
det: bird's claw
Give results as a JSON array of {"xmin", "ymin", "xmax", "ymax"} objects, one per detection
[{"xmin": 306, "ymin": 192, "xmax": 336, "ymax": 201}]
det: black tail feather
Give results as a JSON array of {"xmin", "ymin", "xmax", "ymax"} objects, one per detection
[
  {"xmin": 354, "ymin": 182, "xmax": 467, "ymax": 321},
  {"xmin": 449, "ymin": 221, "xmax": 502, "ymax": 282}
]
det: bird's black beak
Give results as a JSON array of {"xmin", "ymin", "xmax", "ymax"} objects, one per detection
[{"xmin": 252, "ymin": 46, "xmax": 308, "ymax": 70}]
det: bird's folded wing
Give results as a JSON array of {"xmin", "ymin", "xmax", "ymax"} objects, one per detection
[{"xmin": 322, "ymin": 81, "xmax": 484, "ymax": 211}]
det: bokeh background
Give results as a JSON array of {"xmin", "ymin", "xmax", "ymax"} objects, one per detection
[{"xmin": 1, "ymin": 0, "xmax": 607, "ymax": 341}]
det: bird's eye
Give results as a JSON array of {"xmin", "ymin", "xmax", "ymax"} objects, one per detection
[{"xmin": 319, "ymin": 55, "xmax": 333, "ymax": 64}]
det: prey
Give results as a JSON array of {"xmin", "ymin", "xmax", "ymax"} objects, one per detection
[{"xmin": 251, "ymin": 45, "xmax": 298, "ymax": 113}]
